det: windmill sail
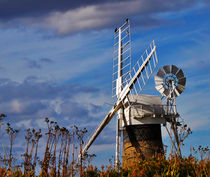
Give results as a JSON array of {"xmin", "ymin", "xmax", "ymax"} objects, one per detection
[
  {"xmin": 124, "ymin": 40, "xmax": 158, "ymax": 97},
  {"xmin": 112, "ymin": 20, "xmax": 131, "ymax": 98}
]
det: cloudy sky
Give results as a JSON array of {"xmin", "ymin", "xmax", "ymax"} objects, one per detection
[{"xmin": 0, "ymin": 0, "xmax": 210, "ymax": 166}]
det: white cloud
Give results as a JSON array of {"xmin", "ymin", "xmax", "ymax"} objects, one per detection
[
  {"xmin": 44, "ymin": 1, "xmax": 141, "ymax": 35},
  {"xmin": 49, "ymin": 98, "xmax": 63, "ymax": 114},
  {"xmin": 1, "ymin": 0, "xmax": 203, "ymax": 35},
  {"xmin": 11, "ymin": 99, "xmax": 23, "ymax": 113},
  {"xmin": 16, "ymin": 119, "xmax": 32, "ymax": 128}
]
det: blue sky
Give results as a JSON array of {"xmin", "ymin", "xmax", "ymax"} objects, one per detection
[{"xmin": 0, "ymin": 0, "xmax": 210, "ymax": 167}]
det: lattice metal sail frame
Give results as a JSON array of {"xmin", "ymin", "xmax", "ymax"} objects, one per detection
[
  {"xmin": 112, "ymin": 20, "xmax": 131, "ymax": 98},
  {"xmin": 155, "ymin": 65, "xmax": 186, "ymax": 98},
  {"xmin": 125, "ymin": 40, "xmax": 158, "ymax": 97}
]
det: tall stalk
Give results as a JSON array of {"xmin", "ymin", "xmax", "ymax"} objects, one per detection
[
  {"xmin": 24, "ymin": 128, "xmax": 32, "ymax": 174},
  {"xmin": 32, "ymin": 129, "xmax": 42, "ymax": 175},
  {"xmin": 6, "ymin": 123, "xmax": 19, "ymax": 169}
]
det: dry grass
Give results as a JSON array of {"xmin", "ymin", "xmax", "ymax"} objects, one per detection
[{"xmin": 0, "ymin": 117, "xmax": 209, "ymax": 176}]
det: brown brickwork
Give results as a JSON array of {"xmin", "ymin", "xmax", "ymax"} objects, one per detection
[{"xmin": 122, "ymin": 124, "xmax": 163, "ymax": 168}]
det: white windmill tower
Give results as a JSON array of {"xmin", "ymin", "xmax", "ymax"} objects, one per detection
[
  {"xmin": 154, "ymin": 65, "xmax": 186, "ymax": 155},
  {"xmin": 82, "ymin": 19, "xmax": 164, "ymax": 169}
]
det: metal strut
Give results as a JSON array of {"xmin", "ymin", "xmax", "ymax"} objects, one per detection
[{"xmin": 82, "ymin": 101, "xmax": 123, "ymax": 156}]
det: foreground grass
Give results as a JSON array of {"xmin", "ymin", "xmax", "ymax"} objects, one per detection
[
  {"xmin": 1, "ymin": 116, "xmax": 209, "ymax": 176},
  {"xmin": 0, "ymin": 155, "xmax": 209, "ymax": 177},
  {"xmin": 85, "ymin": 155, "xmax": 210, "ymax": 177}
]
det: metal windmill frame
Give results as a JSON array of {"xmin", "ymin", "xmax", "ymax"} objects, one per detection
[
  {"xmin": 81, "ymin": 19, "xmax": 158, "ymax": 169},
  {"xmin": 155, "ymin": 65, "xmax": 187, "ymax": 156}
]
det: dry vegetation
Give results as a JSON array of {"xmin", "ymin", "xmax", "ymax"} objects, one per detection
[{"xmin": 0, "ymin": 114, "xmax": 209, "ymax": 177}]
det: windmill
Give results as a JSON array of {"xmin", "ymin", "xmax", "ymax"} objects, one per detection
[
  {"xmin": 154, "ymin": 65, "xmax": 186, "ymax": 155},
  {"xmin": 82, "ymin": 19, "xmax": 164, "ymax": 169}
]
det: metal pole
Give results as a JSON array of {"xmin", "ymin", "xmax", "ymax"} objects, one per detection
[
  {"xmin": 115, "ymin": 27, "xmax": 122, "ymax": 170},
  {"xmin": 115, "ymin": 110, "xmax": 122, "ymax": 170}
]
